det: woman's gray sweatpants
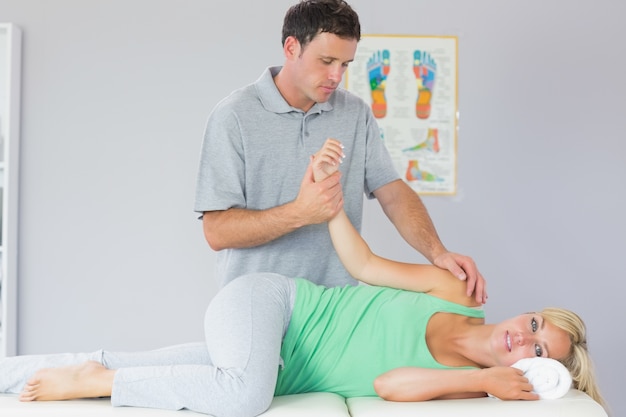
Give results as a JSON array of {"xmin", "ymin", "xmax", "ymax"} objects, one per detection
[{"xmin": 0, "ymin": 273, "xmax": 296, "ymax": 417}]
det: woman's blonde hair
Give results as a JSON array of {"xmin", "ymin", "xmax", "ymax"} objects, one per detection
[{"xmin": 541, "ymin": 307, "xmax": 606, "ymax": 410}]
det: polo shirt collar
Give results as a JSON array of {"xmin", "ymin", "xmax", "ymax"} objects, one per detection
[{"xmin": 256, "ymin": 66, "xmax": 333, "ymax": 115}]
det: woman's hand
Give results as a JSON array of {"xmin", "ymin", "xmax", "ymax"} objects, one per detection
[
  {"xmin": 480, "ymin": 367, "xmax": 539, "ymax": 401},
  {"xmin": 312, "ymin": 138, "xmax": 345, "ymax": 183}
]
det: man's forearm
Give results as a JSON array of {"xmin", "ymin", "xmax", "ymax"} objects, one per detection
[
  {"xmin": 375, "ymin": 180, "xmax": 447, "ymax": 263},
  {"xmin": 202, "ymin": 204, "xmax": 308, "ymax": 251}
]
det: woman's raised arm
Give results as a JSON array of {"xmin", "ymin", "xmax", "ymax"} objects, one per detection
[{"xmin": 311, "ymin": 140, "xmax": 475, "ymax": 304}]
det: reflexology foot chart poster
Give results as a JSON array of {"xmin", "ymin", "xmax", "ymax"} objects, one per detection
[{"xmin": 346, "ymin": 35, "xmax": 458, "ymax": 195}]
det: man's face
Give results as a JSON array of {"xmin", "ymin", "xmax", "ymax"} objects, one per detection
[{"xmin": 287, "ymin": 32, "xmax": 357, "ymax": 111}]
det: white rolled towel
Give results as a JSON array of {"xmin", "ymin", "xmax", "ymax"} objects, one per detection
[{"xmin": 511, "ymin": 357, "xmax": 572, "ymax": 399}]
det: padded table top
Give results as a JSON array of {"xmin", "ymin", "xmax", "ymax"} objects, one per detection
[{"xmin": 0, "ymin": 389, "xmax": 607, "ymax": 417}]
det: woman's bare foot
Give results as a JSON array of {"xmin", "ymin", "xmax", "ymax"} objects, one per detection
[{"xmin": 19, "ymin": 361, "xmax": 115, "ymax": 402}]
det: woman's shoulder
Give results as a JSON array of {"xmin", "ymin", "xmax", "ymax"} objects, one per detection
[{"xmin": 420, "ymin": 266, "xmax": 483, "ymax": 308}]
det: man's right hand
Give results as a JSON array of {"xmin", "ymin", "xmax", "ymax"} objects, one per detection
[{"xmin": 293, "ymin": 161, "xmax": 344, "ymax": 226}]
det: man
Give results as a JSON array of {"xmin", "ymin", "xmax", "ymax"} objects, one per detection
[{"xmin": 194, "ymin": 0, "xmax": 486, "ymax": 302}]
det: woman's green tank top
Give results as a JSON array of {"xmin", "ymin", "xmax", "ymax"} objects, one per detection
[{"xmin": 275, "ymin": 278, "xmax": 484, "ymax": 397}]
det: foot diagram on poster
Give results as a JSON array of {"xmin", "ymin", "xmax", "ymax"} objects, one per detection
[{"xmin": 346, "ymin": 35, "xmax": 458, "ymax": 195}]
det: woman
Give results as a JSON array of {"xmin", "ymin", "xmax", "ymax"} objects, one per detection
[{"xmin": 0, "ymin": 141, "xmax": 605, "ymax": 417}]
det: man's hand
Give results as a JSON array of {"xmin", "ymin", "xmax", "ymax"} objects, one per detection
[
  {"xmin": 292, "ymin": 160, "xmax": 343, "ymax": 226},
  {"xmin": 289, "ymin": 137, "xmax": 345, "ymax": 226},
  {"xmin": 433, "ymin": 251, "xmax": 487, "ymax": 304}
]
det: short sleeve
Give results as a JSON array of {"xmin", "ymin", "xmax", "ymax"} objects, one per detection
[{"xmin": 194, "ymin": 101, "xmax": 247, "ymax": 215}]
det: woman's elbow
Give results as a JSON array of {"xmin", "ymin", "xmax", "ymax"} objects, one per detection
[
  {"xmin": 374, "ymin": 373, "xmax": 432, "ymax": 402},
  {"xmin": 374, "ymin": 374, "xmax": 397, "ymax": 401}
]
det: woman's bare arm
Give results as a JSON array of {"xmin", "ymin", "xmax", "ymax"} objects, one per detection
[
  {"xmin": 311, "ymin": 141, "xmax": 477, "ymax": 305},
  {"xmin": 374, "ymin": 367, "xmax": 539, "ymax": 402}
]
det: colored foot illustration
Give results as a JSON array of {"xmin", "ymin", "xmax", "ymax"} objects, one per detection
[
  {"xmin": 405, "ymin": 160, "xmax": 443, "ymax": 182},
  {"xmin": 413, "ymin": 50, "xmax": 436, "ymax": 119},
  {"xmin": 368, "ymin": 50, "xmax": 391, "ymax": 118},
  {"xmin": 402, "ymin": 128, "xmax": 440, "ymax": 153}
]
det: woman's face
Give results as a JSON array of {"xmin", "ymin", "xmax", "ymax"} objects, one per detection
[{"xmin": 491, "ymin": 313, "xmax": 572, "ymax": 366}]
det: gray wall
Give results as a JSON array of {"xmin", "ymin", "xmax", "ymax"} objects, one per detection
[{"xmin": 1, "ymin": 0, "xmax": 624, "ymax": 415}]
